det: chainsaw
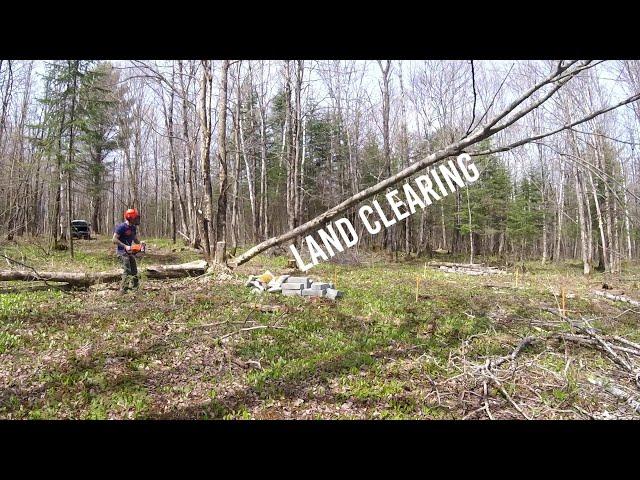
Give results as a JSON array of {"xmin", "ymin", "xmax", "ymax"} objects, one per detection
[{"xmin": 128, "ymin": 243, "xmax": 146, "ymax": 255}]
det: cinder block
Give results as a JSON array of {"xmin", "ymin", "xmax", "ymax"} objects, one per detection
[
  {"xmin": 302, "ymin": 288, "xmax": 325, "ymax": 297},
  {"xmin": 282, "ymin": 288, "xmax": 302, "ymax": 296},
  {"xmin": 285, "ymin": 277, "xmax": 311, "ymax": 288},
  {"xmin": 325, "ymin": 288, "xmax": 343, "ymax": 300},
  {"xmin": 310, "ymin": 282, "xmax": 330, "ymax": 291},
  {"xmin": 282, "ymin": 282, "xmax": 305, "ymax": 290}
]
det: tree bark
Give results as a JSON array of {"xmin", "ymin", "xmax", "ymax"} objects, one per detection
[
  {"xmin": 573, "ymin": 164, "xmax": 591, "ymax": 275},
  {"xmin": 214, "ymin": 60, "xmax": 230, "ymax": 263},
  {"xmin": 0, "ymin": 260, "xmax": 209, "ymax": 286},
  {"xmin": 198, "ymin": 60, "xmax": 214, "ymax": 259}
]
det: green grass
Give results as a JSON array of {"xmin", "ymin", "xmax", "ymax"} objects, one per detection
[{"xmin": 1, "ymin": 239, "xmax": 639, "ymax": 419}]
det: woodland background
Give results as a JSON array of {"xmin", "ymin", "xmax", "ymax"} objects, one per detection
[{"xmin": 1, "ymin": 60, "xmax": 639, "ymax": 271}]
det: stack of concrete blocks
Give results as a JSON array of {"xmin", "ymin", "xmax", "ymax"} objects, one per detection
[{"xmin": 246, "ymin": 274, "xmax": 343, "ymax": 300}]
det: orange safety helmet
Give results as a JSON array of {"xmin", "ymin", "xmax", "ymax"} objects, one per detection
[{"xmin": 124, "ymin": 208, "xmax": 139, "ymax": 222}]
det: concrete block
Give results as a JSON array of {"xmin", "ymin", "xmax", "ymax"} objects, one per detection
[
  {"xmin": 282, "ymin": 282, "xmax": 305, "ymax": 290},
  {"xmin": 267, "ymin": 286, "xmax": 282, "ymax": 293},
  {"xmin": 282, "ymin": 288, "xmax": 302, "ymax": 296},
  {"xmin": 302, "ymin": 288, "xmax": 325, "ymax": 297},
  {"xmin": 325, "ymin": 288, "xmax": 343, "ymax": 300},
  {"xmin": 285, "ymin": 277, "xmax": 311, "ymax": 288},
  {"xmin": 310, "ymin": 282, "xmax": 330, "ymax": 291}
]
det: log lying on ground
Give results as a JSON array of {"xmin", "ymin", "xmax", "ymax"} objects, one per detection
[
  {"xmin": 429, "ymin": 262, "xmax": 506, "ymax": 276},
  {"xmin": 592, "ymin": 289, "xmax": 640, "ymax": 307},
  {"xmin": 0, "ymin": 270, "xmax": 121, "ymax": 287},
  {"xmin": 428, "ymin": 261, "xmax": 486, "ymax": 268},
  {"xmin": 0, "ymin": 282, "xmax": 74, "ymax": 294},
  {"xmin": 588, "ymin": 377, "xmax": 640, "ymax": 414},
  {"xmin": 0, "ymin": 260, "xmax": 209, "ymax": 287},
  {"xmin": 551, "ymin": 333, "xmax": 640, "ymax": 357},
  {"xmin": 145, "ymin": 260, "xmax": 208, "ymax": 279}
]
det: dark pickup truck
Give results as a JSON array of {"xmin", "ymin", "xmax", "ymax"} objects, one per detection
[{"xmin": 71, "ymin": 220, "xmax": 91, "ymax": 240}]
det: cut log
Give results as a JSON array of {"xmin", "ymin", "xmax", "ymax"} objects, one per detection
[
  {"xmin": 429, "ymin": 261, "xmax": 486, "ymax": 268},
  {"xmin": 588, "ymin": 377, "xmax": 640, "ymax": 414},
  {"xmin": 433, "ymin": 262, "xmax": 506, "ymax": 276},
  {"xmin": 439, "ymin": 267, "xmax": 486, "ymax": 276},
  {"xmin": 0, "ymin": 270, "xmax": 121, "ymax": 287},
  {"xmin": 0, "ymin": 282, "xmax": 73, "ymax": 294},
  {"xmin": 592, "ymin": 290, "xmax": 640, "ymax": 307},
  {"xmin": 143, "ymin": 260, "xmax": 209, "ymax": 279},
  {"xmin": 0, "ymin": 260, "xmax": 210, "ymax": 287}
]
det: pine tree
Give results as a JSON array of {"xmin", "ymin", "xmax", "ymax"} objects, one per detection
[
  {"xmin": 75, "ymin": 62, "xmax": 119, "ymax": 234},
  {"xmin": 38, "ymin": 60, "xmax": 93, "ymax": 254},
  {"xmin": 507, "ymin": 175, "xmax": 544, "ymax": 260},
  {"xmin": 464, "ymin": 140, "xmax": 511, "ymax": 257}
]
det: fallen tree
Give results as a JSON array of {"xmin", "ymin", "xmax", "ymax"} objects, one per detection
[
  {"xmin": 0, "ymin": 260, "xmax": 209, "ymax": 287},
  {"xmin": 592, "ymin": 289, "xmax": 640, "ymax": 307},
  {"xmin": 228, "ymin": 61, "xmax": 640, "ymax": 268},
  {"xmin": 588, "ymin": 377, "xmax": 640, "ymax": 414},
  {"xmin": 145, "ymin": 260, "xmax": 209, "ymax": 279},
  {"xmin": 0, "ymin": 269, "xmax": 121, "ymax": 287}
]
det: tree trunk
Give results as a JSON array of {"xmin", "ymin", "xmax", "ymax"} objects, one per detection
[
  {"xmin": 66, "ymin": 61, "xmax": 79, "ymax": 259},
  {"xmin": 574, "ymin": 164, "xmax": 591, "ymax": 275},
  {"xmin": 378, "ymin": 60, "xmax": 392, "ymax": 251},
  {"xmin": 0, "ymin": 260, "xmax": 208, "ymax": 286},
  {"xmin": 214, "ymin": 60, "xmax": 230, "ymax": 264},
  {"xmin": 198, "ymin": 60, "xmax": 213, "ymax": 259},
  {"xmin": 555, "ymin": 159, "xmax": 565, "ymax": 262}
]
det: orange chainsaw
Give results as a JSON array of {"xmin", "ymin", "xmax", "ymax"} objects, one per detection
[{"xmin": 128, "ymin": 243, "xmax": 146, "ymax": 255}]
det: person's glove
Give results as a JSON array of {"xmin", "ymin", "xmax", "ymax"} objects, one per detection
[{"xmin": 125, "ymin": 245, "xmax": 132, "ymax": 253}]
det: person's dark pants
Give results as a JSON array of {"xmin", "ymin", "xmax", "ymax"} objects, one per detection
[{"xmin": 119, "ymin": 253, "xmax": 139, "ymax": 291}]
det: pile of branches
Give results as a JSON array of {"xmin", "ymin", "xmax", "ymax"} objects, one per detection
[{"xmin": 428, "ymin": 306, "xmax": 640, "ymax": 420}]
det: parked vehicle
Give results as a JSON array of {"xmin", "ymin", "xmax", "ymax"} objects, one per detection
[{"xmin": 71, "ymin": 220, "xmax": 91, "ymax": 240}]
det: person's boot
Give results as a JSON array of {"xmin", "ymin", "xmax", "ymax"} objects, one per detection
[
  {"xmin": 120, "ymin": 275, "xmax": 131, "ymax": 294},
  {"xmin": 131, "ymin": 275, "xmax": 139, "ymax": 291}
]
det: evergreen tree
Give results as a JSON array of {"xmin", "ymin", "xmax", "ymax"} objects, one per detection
[
  {"xmin": 76, "ymin": 62, "xmax": 119, "ymax": 234},
  {"xmin": 464, "ymin": 140, "xmax": 511, "ymax": 256},
  {"xmin": 38, "ymin": 60, "xmax": 92, "ymax": 254},
  {"xmin": 507, "ymin": 174, "xmax": 544, "ymax": 260}
]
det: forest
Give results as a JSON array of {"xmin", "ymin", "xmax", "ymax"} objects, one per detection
[{"xmin": 1, "ymin": 60, "xmax": 640, "ymax": 420}]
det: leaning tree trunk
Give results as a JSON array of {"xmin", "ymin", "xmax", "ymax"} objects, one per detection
[{"xmin": 229, "ymin": 61, "xmax": 639, "ymax": 268}]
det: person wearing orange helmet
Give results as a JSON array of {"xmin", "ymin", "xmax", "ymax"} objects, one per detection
[{"xmin": 113, "ymin": 208, "xmax": 145, "ymax": 293}]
